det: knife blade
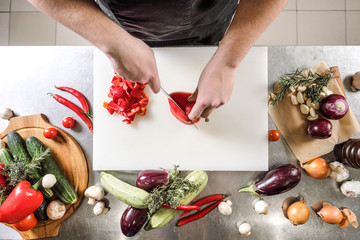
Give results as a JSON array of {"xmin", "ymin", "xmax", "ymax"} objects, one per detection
[{"xmin": 160, "ymin": 87, "xmax": 198, "ymax": 129}]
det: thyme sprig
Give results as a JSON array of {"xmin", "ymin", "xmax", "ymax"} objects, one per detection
[
  {"xmin": 272, "ymin": 68, "xmax": 335, "ymax": 105},
  {"xmin": 144, "ymin": 169, "xmax": 200, "ymax": 218}
]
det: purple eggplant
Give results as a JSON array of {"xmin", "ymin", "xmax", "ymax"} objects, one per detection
[
  {"xmin": 121, "ymin": 206, "xmax": 148, "ymax": 237},
  {"xmin": 136, "ymin": 169, "xmax": 175, "ymax": 191},
  {"xmin": 238, "ymin": 164, "xmax": 301, "ymax": 196}
]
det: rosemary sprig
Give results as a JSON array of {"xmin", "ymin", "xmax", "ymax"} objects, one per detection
[
  {"xmin": 272, "ymin": 68, "xmax": 335, "ymax": 105},
  {"xmin": 3, "ymin": 148, "xmax": 51, "ymax": 187},
  {"xmin": 144, "ymin": 170, "xmax": 200, "ymax": 218}
]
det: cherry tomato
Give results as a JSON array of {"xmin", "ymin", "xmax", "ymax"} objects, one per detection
[
  {"xmin": 43, "ymin": 127, "xmax": 58, "ymax": 139},
  {"xmin": 268, "ymin": 129, "xmax": 280, "ymax": 141},
  {"xmin": 13, "ymin": 213, "xmax": 38, "ymax": 231},
  {"xmin": 62, "ymin": 117, "xmax": 76, "ymax": 128}
]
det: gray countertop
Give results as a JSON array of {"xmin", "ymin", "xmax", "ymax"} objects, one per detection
[{"xmin": 0, "ymin": 46, "xmax": 359, "ymax": 240}]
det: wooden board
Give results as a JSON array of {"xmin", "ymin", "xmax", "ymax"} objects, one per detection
[{"xmin": 0, "ymin": 114, "xmax": 89, "ymax": 239}]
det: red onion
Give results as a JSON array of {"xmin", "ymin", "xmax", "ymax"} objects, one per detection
[
  {"xmin": 320, "ymin": 94, "xmax": 349, "ymax": 119},
  {"xmin": 307, "ymin": 119, "xmax": 332, "ymax": 139}
]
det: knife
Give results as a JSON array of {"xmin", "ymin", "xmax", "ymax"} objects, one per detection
[{"xmin": 160, "ymin": 87, "xmax": 198, "ymax": 129}]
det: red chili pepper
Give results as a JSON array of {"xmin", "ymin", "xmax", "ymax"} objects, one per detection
[
  {"xmin": 161, "ymin": 203, "xmax": 200, "ymax": 212},
  {"xmin": 179, "ymin": 194, "xmax": 229, "ymax": 217},
  {"xmin": 176, "ymin": 200, "xmax": 223, "ymax": 227},
  {"xmin": 0, "ymin": 164, "xmax": 7, "ymax": 188},
  {"xmin": 168, "ymin": 92, "xmax": 201, "ymax": 125},
  {"xmin": 55, "ymin": 86, "xmax": 91, "ymax": 118},
  {"xmin": 0, "ymin": 181, "xmax": 43, "ymax": 224},
  {"xmin": 49, "ymin": 93, "xmax": 93, "ymax": 133}
]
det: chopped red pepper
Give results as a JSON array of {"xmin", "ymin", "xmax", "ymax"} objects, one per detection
[{"xmin": 103, "ymin": 73, "xmax": 149, "ymax": 124}]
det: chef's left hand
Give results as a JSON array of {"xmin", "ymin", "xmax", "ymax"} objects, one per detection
[{"xmin": 187, "ymin": 54, "xmax": 236, "ymax": 120}]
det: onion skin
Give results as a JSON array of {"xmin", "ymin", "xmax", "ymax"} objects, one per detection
[
  {"xmin": 320, "ymin": 94, "xmax": 349, "ymax": 120},
  {"xmin": 301, "ymin": 158, "xmax": 331, "ymax": 179},
  {"xmin": 307, "ymin": 119, "xmax": 332, "ymax": 139},
  {"xmin": 317, "ymin": 205, "xmax": 343, "ymax": 224},
  {"xmin": 287, "ymin": 201, "xmax": 310, "ymax": 225}
]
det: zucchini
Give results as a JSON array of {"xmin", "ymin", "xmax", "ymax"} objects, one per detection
[
  {"xmin": 7, "ymin": 131, "xmax": 53, "ymax": 198},
  {"xmin": 144, "ymin": 170, "xmax": 208, "ymax": 230},
  {"xmin": 25, "ymin": 136, "xmax": 78, "ymax": 204},
  {"xmin": 100, "ymin": 172, "xmax": 149, "ymax": 209},
  {"xmin": 0, "ymin": 148, "xmax": 13, "ymax": 166},
  {"xmin": 34, "ymin": 199, "xmax": 48, "ymax": 222}
]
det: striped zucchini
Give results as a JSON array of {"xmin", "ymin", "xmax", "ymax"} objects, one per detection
[
  {"xmin": 25, "ymin": 136, "xmax": 77, "ymax": 204},
  {"xmin": 100, "ymin": 172, "xmax": 149, "ymax": 209},
  {"xmin": 144, "ymin": 170, "xmax": 208, "ymax": 230}
]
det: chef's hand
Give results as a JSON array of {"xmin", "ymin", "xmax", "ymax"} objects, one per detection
[
  {"xmin": 187, "ymin": 54, "xmax": 236, "ymax": 120},
  {"xmin": 106, "ymin": 35, "xmax": 161, "ymax": 93}
]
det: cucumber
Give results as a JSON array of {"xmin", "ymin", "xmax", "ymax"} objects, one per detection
[
  {"xmin": 0, "ymin": 148, "xmax": 13, "ymax": 166},
  {"xmin": 25, "ymin": 136, "xmax": 78, "ymax": 204},
  {"xmin": 7, "ymin": 131, "xmax": 53, "ymax": 198},
  {"xmin": 144, "ymin": 170, "xmax": 208, "ymax": 230},
  {"xmin": 7, "ymin": 131, "xmax": 31, "ymax": 164},
  {"xmin": 100, "ymin": 172, "xmax": 149, "ymax": 209},
  {"xmin": 34, "ymin": 199, "xmax": 48, "ymax": 222}
]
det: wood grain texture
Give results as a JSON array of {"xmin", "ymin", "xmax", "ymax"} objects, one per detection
[{"xmin": 0, "ymin": 114, "xmax": 89, "ymax": 240}]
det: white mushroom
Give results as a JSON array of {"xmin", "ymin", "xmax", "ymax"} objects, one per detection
[
  {"xmin": 218, "ymin": 200, "xmax": 232, "ymax": 215},
  {"xmin": 237, "ymin": 221, "xmax": 251, "ymax": 236},
  {"xmin": 47, "ymin": 200, "xmax": 66, "ymax": 220},
  {"xmin": 42, "ymin": 174, "xmax": 57, "ymax": 188},
  {"xmin": 329, "ymin": 161, "xmax": 349, "ymax": 182},
  {"xmin": 252, "ymin": 198, "xmax": 269, "ymax": 215},
  {"xmin": 340, "ymin": 181, "xmax": 360, "ymax": 197},
  {"xmin": 93, "ymin": 201, "xmax": 109, "ymax": 216},
  {"xmin": 0, "ymin": 108, "xmax": 13, "ymax": 120},
  {"xmin": 85, "ymin": 186, "xmax": 105, "ymax": 205}
]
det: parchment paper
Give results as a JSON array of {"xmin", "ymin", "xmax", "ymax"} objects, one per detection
[{"xmin": 269, "ymin": 66, "xmax": 360, "ymax": 162}]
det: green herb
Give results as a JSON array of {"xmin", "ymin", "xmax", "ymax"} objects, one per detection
[
  {"xmin": 3, "ymin": 148, "xmax": 50, "ymax": 187},
  {"xmin": 272, "ymin": 68, "xmax": 335, "ymax": 105},
  {"xmin": 0, "ymin": 185, "xmax": 7, "ymax": 204},
  {"xmin": 144, "ymin": 169, "xmax": 200, "ymax": 218}
]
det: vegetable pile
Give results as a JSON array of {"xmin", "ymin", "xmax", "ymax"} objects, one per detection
[
  {"xmin": 0, "ymin": 131, "xmax": 78, "ymax": 231},
  {"xmin": 103, "ymin": 72, "xmax": 149, "ymax": 124},
  {"xmin": 99, "ymin": 167, "xmax": 230, "ymax": 237}
]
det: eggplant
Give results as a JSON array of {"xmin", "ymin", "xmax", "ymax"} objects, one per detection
[
  {"xmin": 334, "ymin": 139, "xmax": 360, "ymax": 169},
  {"xmin": 121, "ymin": 206, "xmax": 148, "ymax": 237},
  {"xmin": 238, "ymin": 164, "xmax": 301, "ymax": 196},
  {"xmin": 136, "ymin": 169, "xmax": 175, "ymax": 191}
]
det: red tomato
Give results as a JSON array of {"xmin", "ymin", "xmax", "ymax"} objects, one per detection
[
  {"xmin": 13, "ymin": 213, "xmax": 38, "ymax": 231},
  {"xmin": 268, "ymin": 130, "xmax": 280, "ymax": 141},
  {"xmin": 43, "ymin": 127, "xmax": 58, "ymax": 139},
  {"xmin": 62, "ymin": 117, "xmax": 76, "ymax": 128}
]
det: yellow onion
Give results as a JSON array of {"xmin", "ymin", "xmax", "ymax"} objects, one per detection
[
  {"xmin": 300, "ymin": 158, "xmax": 331, "ymax": 179},
  {"xmin": 317, "ymin": 205, "xmax": 343, "ymax": 224},
  {"xmin": 287, "ymin": 201, "xmax": 310, "ymax": 225}
]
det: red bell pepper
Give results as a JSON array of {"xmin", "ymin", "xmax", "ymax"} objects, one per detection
[
  {"xmin": 0, "ymin": 181, "xmax": 43, "ymax": 224},
  {"xmin": 168, "ymin": 92, "xmax": 201, "ymax": 125},
  {"xmin": 0, "ymin": 164, "xmax": 7, "ymax": 188}
]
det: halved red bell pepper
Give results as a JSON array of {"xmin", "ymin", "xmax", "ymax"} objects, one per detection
[
  {"xmin": 168, "ymin": 92, "xmax": 200, "ymax": 125},
  {"xmin": 0, "ymin": 181, "xmax": 43, "ymax": 224}
]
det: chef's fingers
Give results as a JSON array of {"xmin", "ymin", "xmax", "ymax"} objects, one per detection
[
  {"xmin": 188, "ymin": 101, "xmax": 207, "ymax": 121},
  {"xmin": 148, "ymin": 72, "xmax": 161, "ymax": 94},
  {"xmin": 200, "ymin": 107, "xmax": 215, "ymax": 119},
  {"xmin": 187, "ymin": 88, "xmax": 198, "ymax": 102}
]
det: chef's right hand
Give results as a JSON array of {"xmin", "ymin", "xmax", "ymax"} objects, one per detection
[{"xmin": 105, "ymin": 35, "xmax": 161, "ymax": 93}]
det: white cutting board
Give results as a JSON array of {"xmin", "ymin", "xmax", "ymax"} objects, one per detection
[{"xmin": 93, "ymin": 47, "xmax": 268, "ymax": 171}]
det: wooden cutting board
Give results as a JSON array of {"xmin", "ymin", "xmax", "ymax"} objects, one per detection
[{"xmin": 0, "ymin": 114, "xmax": 89, "ymax": 239}]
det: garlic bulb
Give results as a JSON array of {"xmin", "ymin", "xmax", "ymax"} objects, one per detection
[
  {"xmin": 340, "ymin": 181, "xmax": 360, "ymax": 197},
  {"xmin": 329, "ymin": 161, "xmax": 349, "ymax": 182},
  {"xmin": 0, "ymin": 108, "xmax": 13, "ymax": 120}
]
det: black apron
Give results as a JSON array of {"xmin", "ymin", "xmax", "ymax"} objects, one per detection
[{"xmin": 95, "ymin": 0, "xmax": 238, "ymax": 47}]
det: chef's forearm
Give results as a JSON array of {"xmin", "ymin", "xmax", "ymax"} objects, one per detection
[
  {"xmin": 217, "ymin": 0, "xmax": 288, "ymax": 68},
  {"xmin": 27, "ymin": 0, "xmax": 131, "ymax": 56}
]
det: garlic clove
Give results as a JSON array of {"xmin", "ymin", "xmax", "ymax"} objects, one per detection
[
  {"xmin": 300, "ymin": 104, "xmax": 310, "ymax": 115},
  {"xmin": 297, "ymin": 92, "xmax": 305, "ymax": 104},
  {"xmin": 290, "ymin": 95, "xmax": 298, "ymax": 105},
  {"xmin": 297, "ymin": 86, "xmax": 307, "ymax": 92}
]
